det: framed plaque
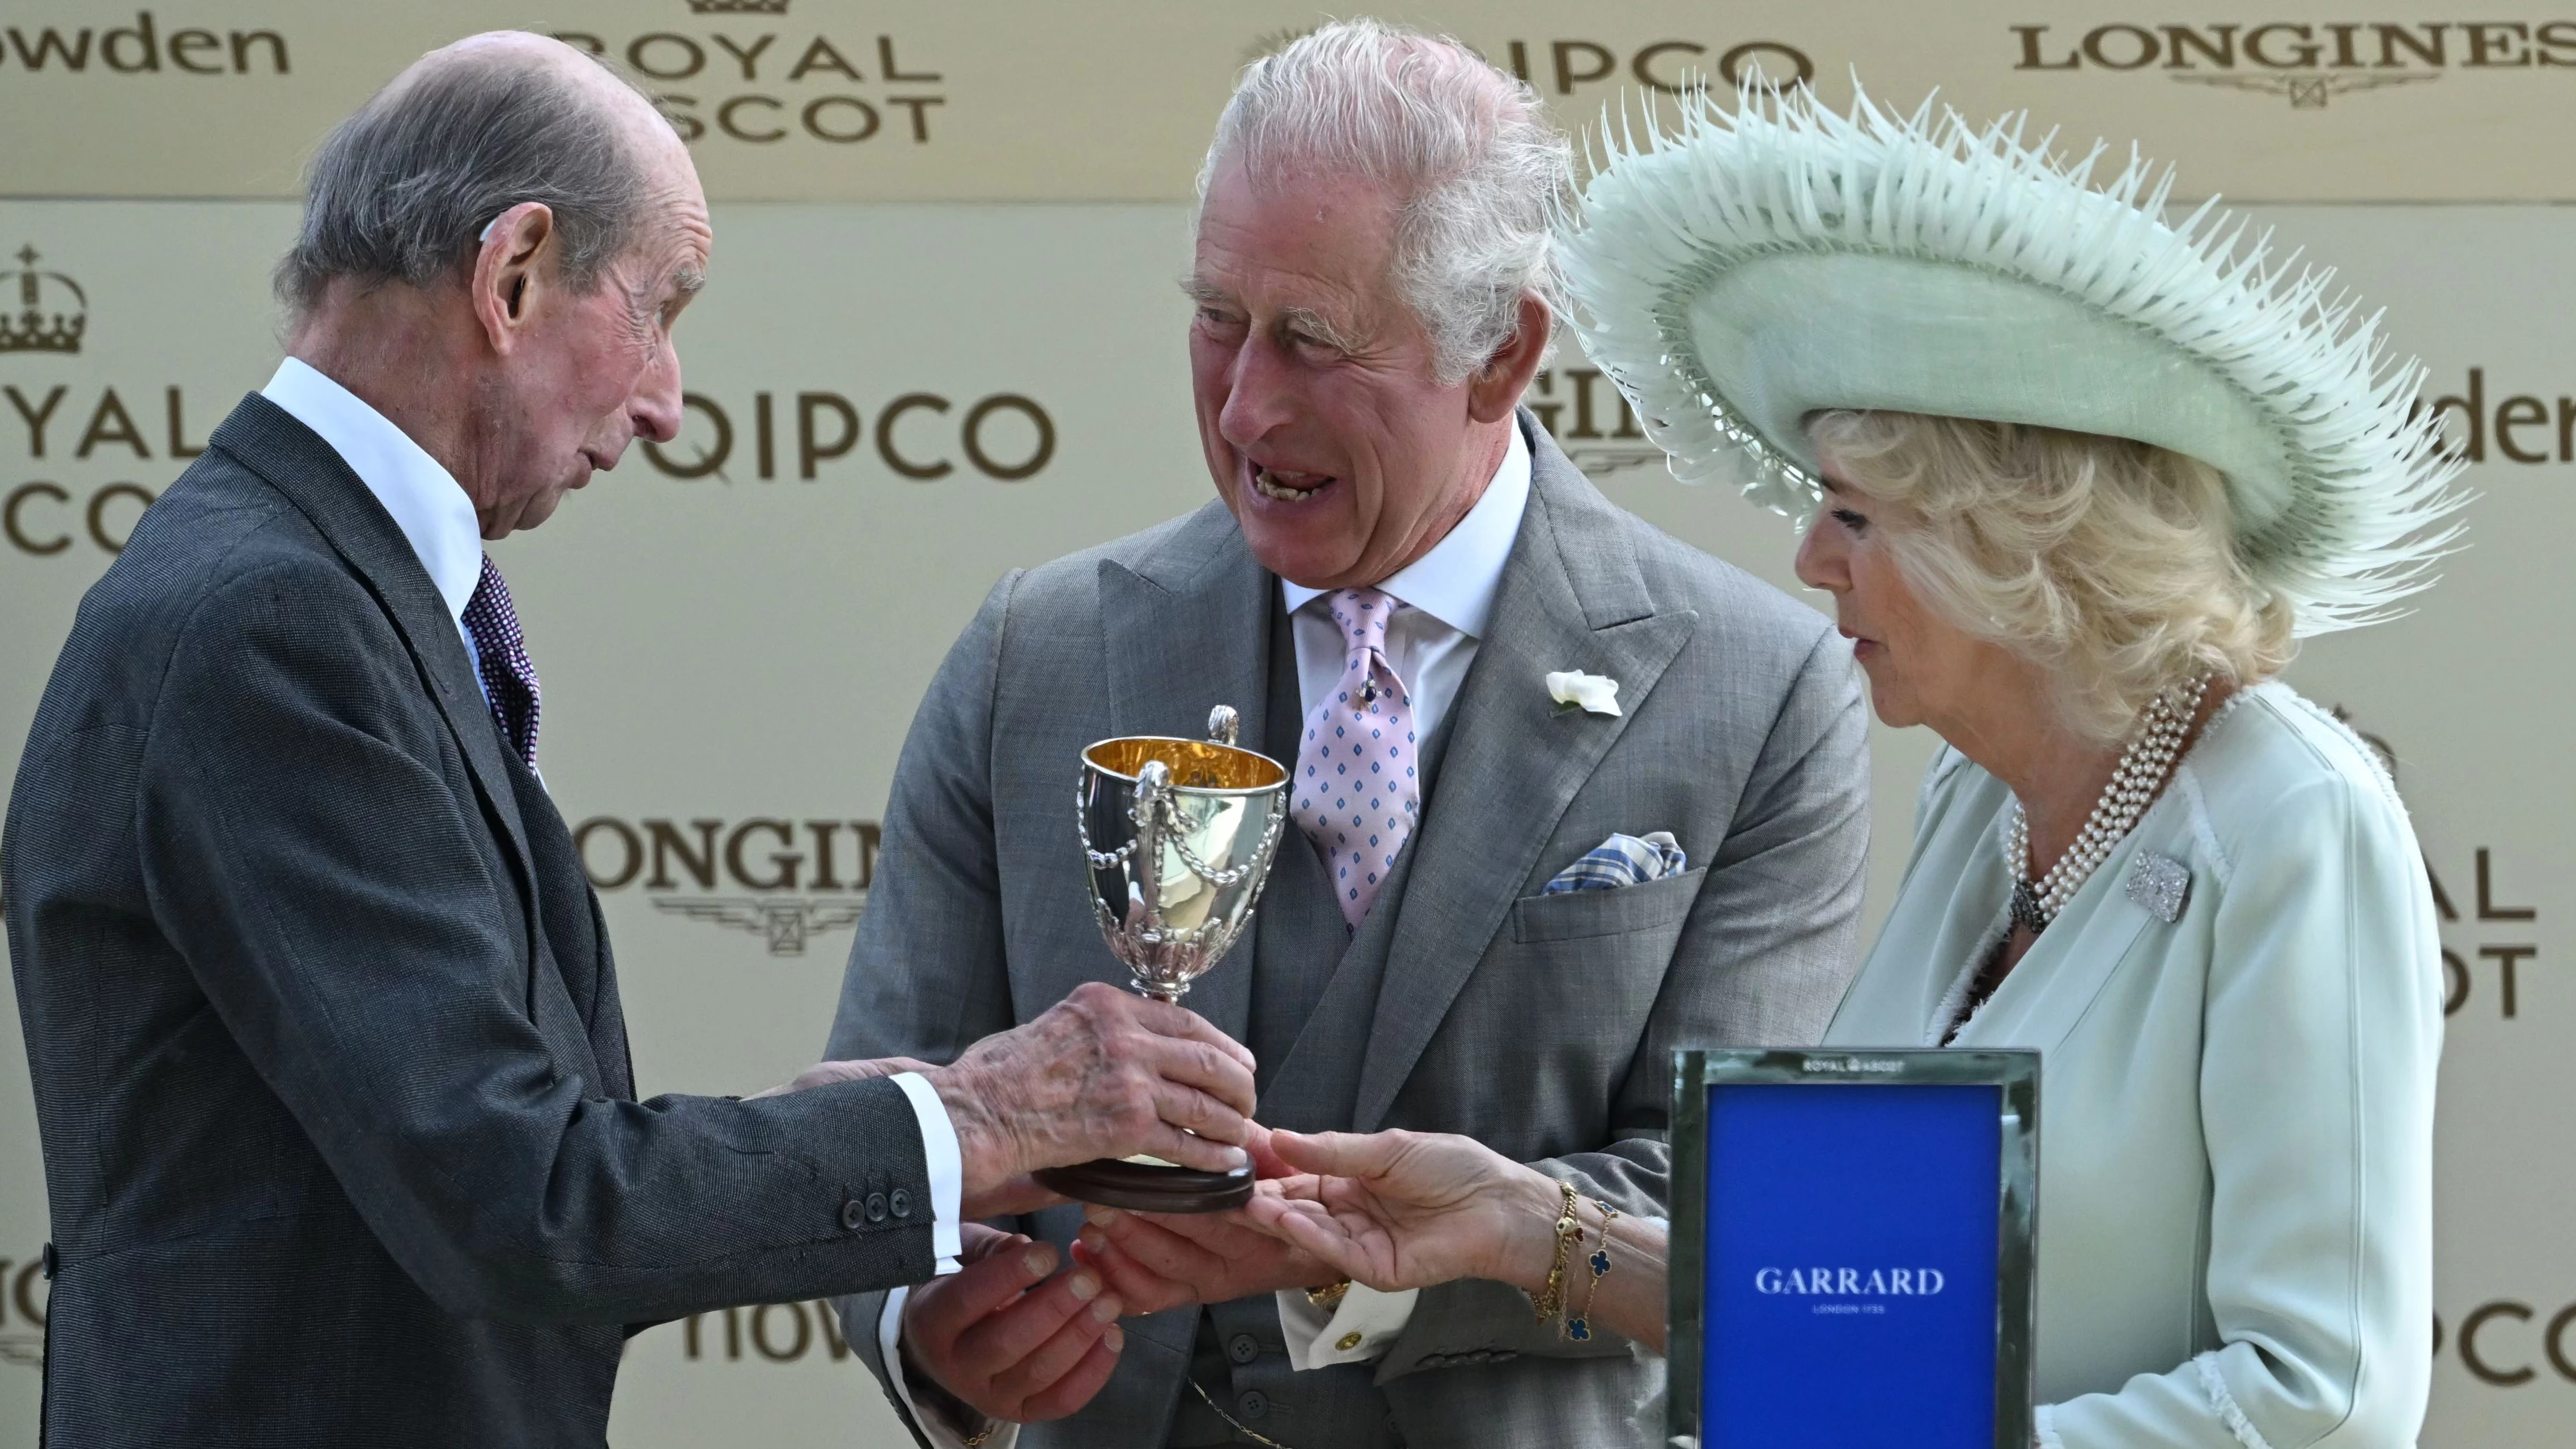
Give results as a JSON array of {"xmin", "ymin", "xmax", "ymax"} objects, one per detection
[{"xmin": 1669, "ymin": 1048, "xmax": 2039, "ymax": 1449}]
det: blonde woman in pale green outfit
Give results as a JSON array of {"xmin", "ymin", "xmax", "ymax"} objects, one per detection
[{"xmin": 1127, "ymin": 84, "xmax": 2465, "ymax": 1449}]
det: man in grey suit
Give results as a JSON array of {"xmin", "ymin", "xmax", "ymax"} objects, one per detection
[
  {"xmin": 2, "ymin": 34, "xmax": 1254, "ymax": 1447},
  {"xmin": 829, "ymin": 22, "xmax": 1870, "ymax": 1449}
]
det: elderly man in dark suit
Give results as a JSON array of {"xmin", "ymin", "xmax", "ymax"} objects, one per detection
[
  {"xmin": 1, "ymin": 32, "xmax": 1258, "ymax": 1448},
  {"xmin": 829, "ymin": 20, "xmax": 1872, "ymax": 1449}
]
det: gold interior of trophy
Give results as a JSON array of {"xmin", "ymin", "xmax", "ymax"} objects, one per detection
[{"xmin": 1085, "ymin": 737, "xmax": 1287, "ymax": 792}]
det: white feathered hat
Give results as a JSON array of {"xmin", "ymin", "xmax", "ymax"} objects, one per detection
[{"xmin": 1560, "ymin": 82, "xmax": 2466, "ymax": 635}]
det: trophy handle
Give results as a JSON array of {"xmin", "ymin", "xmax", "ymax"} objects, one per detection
[{"xmin": 1207, "ymin": 705, "xmax": 1239, "ymax": 746}]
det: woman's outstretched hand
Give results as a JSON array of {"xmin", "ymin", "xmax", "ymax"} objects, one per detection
[{"xmin": 1236, "ymin": 1125, "xmax": 1564, "ymax": 1296}]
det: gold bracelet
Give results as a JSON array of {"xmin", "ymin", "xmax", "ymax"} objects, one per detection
[
  {"xmin": 1305, "ymin": 1278, "xmax": 1352, "ymax": 1313},
  {"xmin": 1565, "ymin": 1199, "xmax": 1619, "ymax": 1342},
  {"xmin": 1526, "ymin": 1180, "xmax": 1582, "ymax": 1323}
]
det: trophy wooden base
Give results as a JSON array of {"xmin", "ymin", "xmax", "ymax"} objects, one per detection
[{"xmin": 1034, "ymin": 1158, "xmax": 1255, "ymax": 1214}]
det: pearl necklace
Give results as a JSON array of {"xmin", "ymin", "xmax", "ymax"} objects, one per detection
[{"xmin": 2006, "ymin": 674, "xmax": 2211, "ymax": 933}]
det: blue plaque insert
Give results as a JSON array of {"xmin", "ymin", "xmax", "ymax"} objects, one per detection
[{"xmin": 1670, "ymin": 1050, "xmax": 2038, "ymax": 1449}]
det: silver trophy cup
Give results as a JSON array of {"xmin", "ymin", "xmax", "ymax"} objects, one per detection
[{"xmin": 1036, "ymin": 706, "xmax": 1288, "ymax": 1211}]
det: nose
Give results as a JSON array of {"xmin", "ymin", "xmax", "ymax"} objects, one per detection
[
  {"xmin": 1216, "ymin": 335, "xmax": 1295, "ymax": 451},
  {"xmin": 630, "ymin": 335, "xmax": 684, "ymax": 445},
  {"xmin": 1794, "ymin": 512, "xmax": 1848, "ymax": 594}
]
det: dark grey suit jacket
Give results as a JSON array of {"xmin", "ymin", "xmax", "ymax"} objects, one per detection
[
  {"xmin": 3, "ymin": 395, "xmax": 937, "ymax": 1447},
  {"xmin": 828, "ymin": 418, "xmax": 1870, "ymax": 1449}
]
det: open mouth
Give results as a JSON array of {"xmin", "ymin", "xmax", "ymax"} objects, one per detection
[{"xmin": 1247, "ymin": 458, "xmax": 1337, "ymax": 505}]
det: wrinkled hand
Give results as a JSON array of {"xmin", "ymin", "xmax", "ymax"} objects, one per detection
[
  {"xmin": 902, "ymin": 1224, "xmax": 1126, "ymax": 1429},
  {"xmin": 1236, "ymin": 1128, "xmax": 1563, "ymax": 1296},
  {"xmin": 926, "ymin": 982, "xmax": 1259, "ymax": 1201},
  {"xmin": 1073, "ymin": 1201, "xmax": 1339, "ymax": 1314},
  {"xmin": 746, "ymin": 1056, "xmax": 936, "ymax": 1099}
]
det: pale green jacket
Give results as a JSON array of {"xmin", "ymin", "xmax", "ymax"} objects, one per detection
[{"xmin": 1826, "ymin": 682, "xmax": 2441, "ymax": 1449}]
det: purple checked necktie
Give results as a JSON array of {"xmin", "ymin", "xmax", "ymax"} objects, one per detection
[
  {"xmin": 1291, "ymin": 588, "xmax": 1420, "ymax": 929},
  {"xmin": 461, "ymin": 554, "xmax": 541, "ymax": 768}
]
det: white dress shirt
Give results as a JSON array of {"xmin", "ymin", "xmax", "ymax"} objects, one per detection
[
  {"xmin": 262, "ymin": 359, "xmax": 488, "ymax": 685},
  {"xmin": 1281, "ymin": 419, "xmax": 1530, "ymax": 746},
  {"xmin": 260, "ymin": 355, "xmax": 966, "ymax": 1303},
  {"xmin": 885, "ymin": 427, "xmax": 1532, "ymax": 1447}
]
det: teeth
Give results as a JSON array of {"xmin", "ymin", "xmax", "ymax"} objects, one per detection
[{"xmin": 1253, "ymin": 467, "xmax": 1330, "ymax": 503}]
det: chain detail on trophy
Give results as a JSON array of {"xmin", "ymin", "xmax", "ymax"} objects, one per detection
[{"xmin": 1037, "ymin": 706, "xmax": 1288, "ymax": 1213}]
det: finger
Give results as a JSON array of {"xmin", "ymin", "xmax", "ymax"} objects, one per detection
[
  {"xmin": 1260, "ymin": 1172, "xmax": 1331, "ymax": 1205},
  {"xmin": 1088, "ymin": 1209, "xmax": 1239, "ymax": 1285},
  {"xmin": 1126, "ymin": 998, "xmax": 1260, "ymax": 1075},
  {"xmin": 1017, "ymin": 1334, "xmax": 1125, "ymax": 1423},
  {"xmin": 1135, "ymin": 1035, "xmax": 1259, "ymax": 1123},
  {"xmin": 1134, "ymin": 1207, "xmax": 1272, "ymax": 1253},
  {"xmin": 956, "ymin": 1265, "xmax": 1107, "ymax": 1369},
  {"xmin": 957, "ymin": 1225, "xmax": 1027, "ymax": 1264},
  {"xmin": 1148, "ymin": 1076, "xmax": 1251, "ymax": 1149},
  {"xmin": 1244, "ymin": 1123, "xmax": 1298, "ymax": 1179},
  {"xmin": 909, "ymin": 1241, "xmax": 1057, "ymax": 1344},
  {"xmin": 1133, "ymin": 1116, "xmax": 1255, "ymax": 1174},
  {"xmin": 989, "ymin": 1289, "xmax": 1123, "ymax": 1408},
  {"xmin": 1257, "ymin": 1204, "xmax": 1374, "ymax": 1281},
  {"xmin": 1266, "ymin": 1128, "xmax": 1403, "ymax": 1180},
  {"xmin": 1074, "ymin": 1226, "xmax": 1195, "ymax": 1314},
  {"xmin": 1237, "ymin": 1193, "xmax": 1330, "ymax": 1241}
]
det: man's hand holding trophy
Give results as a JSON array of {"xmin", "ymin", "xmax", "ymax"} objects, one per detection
[
  {"xmin": 1034, "ymin": 705, "xmax": 1289, "ymax": 1213},
  {"xmin": 809, "ymin": 706, "xmax": 1288, "ymax": 1221}
]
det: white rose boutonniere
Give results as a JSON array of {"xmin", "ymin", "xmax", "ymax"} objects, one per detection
[{"xmin": 1546, "ymin": 670, "xmax": 1622, "ymax": 717}]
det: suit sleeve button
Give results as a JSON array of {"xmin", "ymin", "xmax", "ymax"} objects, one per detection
[
  {"xmin": 839, "ymin": 1198, "xmax": 867, "ymax": 1231},
  {"xmin": 890, "ymin": 1189, "xmax": 913, "ymax": 1219},
  {"xmin": 865, "ymin": 1191, "xmax": 890, "ymax": 1223}
]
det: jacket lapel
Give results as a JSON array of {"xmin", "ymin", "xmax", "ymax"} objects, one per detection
[
  {"xmin": 1351, "ymin": 420, "xmax": 1698, "ymax": 1132},
  {"xmin": 207, "ymin": 394, "xmax": 542, "ymax": 958},
  {"xmin": 1091, "ymin": 503, "xmax": 1277, "ymax": 1047}
]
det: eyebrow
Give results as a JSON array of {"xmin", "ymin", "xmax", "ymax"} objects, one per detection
[
  {"xmin": 1283, "ymin": 305, "xmax": 1370, "ymax": 353},
  {"xmin": 1182, "ymin": 279, "xmax": 1365, "ymax": 350},
  {"xmin": 674, "ymin": 265, "xmax": 706, "ymax": 296}
]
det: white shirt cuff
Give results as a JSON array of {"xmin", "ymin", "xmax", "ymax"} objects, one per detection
[
  {"xmin": 889, "ymin": 1071, "xmax": 962, "ymax": 1273},
  {"xmin": 881, "ymin": 1288, "xmax": 1017, "ymax": 1449},
  {"xmin": 1277, "ymin": 1282, "xmax": 1420, "ymax": 1370}
]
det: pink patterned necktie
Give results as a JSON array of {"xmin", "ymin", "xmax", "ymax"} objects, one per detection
[
  {"xmin": 460, "ymin": 554, "xmax": 541, "ymax": 767},
  {"xmin": 1292, "ymin": 588, "xmax": 1420, "ymax": 929}
]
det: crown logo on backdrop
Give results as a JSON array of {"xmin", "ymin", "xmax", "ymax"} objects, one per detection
[
  {"xmin": 0, "ymin": 247, "xmax": 86, "ymax": 355},
  {"xmin": 685, "ymin": 0, "xmax": 790, "ymax": 14}
]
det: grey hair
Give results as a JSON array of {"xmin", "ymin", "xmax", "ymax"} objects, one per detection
[
  {"xmin": 1199, "ymin": 19, "xmax": 1573, "ymax": 385},
  {"xmin": 276, "ymin": 47, "xmax": 657, "ymax": 315}
]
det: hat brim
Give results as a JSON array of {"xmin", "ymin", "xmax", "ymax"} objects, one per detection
[{"xmin": 1686, "ymin": 251, "xmax": 2297, "ymax": 541}]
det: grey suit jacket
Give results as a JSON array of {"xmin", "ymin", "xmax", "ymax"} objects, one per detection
[
  {"xmin": 3, "ymin": 396, "xmax": 938, "ymax": 1448},
  {"xmin": 828, "ymin": 417, "xmax": 1869, "ymax": 1448}
]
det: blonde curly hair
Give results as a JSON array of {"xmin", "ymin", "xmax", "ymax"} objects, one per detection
[{"xmin": 1809, "ymin": 410, "xmax": 2298, "ymax": 742}]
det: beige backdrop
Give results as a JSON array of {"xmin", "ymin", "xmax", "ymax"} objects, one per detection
[
  {"xmin": 1, "ymin": 5, "xmax": 2570, "ymax": 1446},
  {"xmin": 4, "ymin": 0, "xmax": 2576, "ymax": 203}
]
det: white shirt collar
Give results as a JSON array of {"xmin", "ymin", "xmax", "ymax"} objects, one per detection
[
  {"xmin": 261, "ymin": 356, "xmax": 483, "ymax": 624},
  {"xmin": 1280, "ymin": 420, "xmax": 1530, "ymax": 636}
]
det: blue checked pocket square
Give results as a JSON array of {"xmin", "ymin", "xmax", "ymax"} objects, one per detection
[{"xmin": 1542, "ymin": 831, "xmax": 1688, "ymax": 894}]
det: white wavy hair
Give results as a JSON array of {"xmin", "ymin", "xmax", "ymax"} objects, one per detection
[{"xmin": 1198, "ymin": 19, "xmax": 1573, "ymax": 385}]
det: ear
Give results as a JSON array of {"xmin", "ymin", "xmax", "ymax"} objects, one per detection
[
  {"xmin": 1465, "ymin": 292, "xmax": 1554, "ymax": 425},
  {"xmin": 470, "ymin": 201, "xmax": 557, "ymax": 355}
]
